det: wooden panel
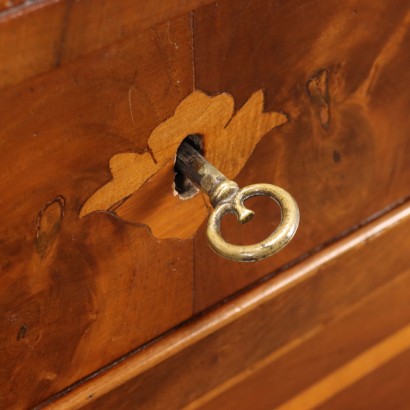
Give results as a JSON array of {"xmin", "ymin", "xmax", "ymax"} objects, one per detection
[
  {"xmin": 0, "ymin": 0, "xmax": 216, "ymax": 89},
  {"xmin": 0, "ymin": 16, "xmax": 194, "ymax": 410},
  {"xmin": 38, "ymin": 202, "xmax": 410, "ymax": 409},
  {"xmin": 192, "ymin": 0, "xmax": 410, "ymax": 310}
]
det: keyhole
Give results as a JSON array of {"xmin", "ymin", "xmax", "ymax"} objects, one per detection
[{"xmin": 174, "ymin": 134, "xmax": 204, "ymax": 199}]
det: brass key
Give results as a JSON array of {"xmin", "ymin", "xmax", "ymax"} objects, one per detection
[{"xmin": 175, "ymin": 140, "xmax": 300, "ymax": 262}]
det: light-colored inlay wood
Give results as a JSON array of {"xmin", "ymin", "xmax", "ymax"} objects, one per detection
[
  {"xmin": 80, "ymin": 90, "xmax": 287, "ymax": 239},
  {"xmin": 277, "ymin": 323, "xmax": 410, "ymax": 410}
]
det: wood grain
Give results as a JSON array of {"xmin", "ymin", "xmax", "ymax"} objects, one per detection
[
  {"xmin": 39, "ymin": 201, "xmax": 410, "ymax": 409},
  {"xmin": 0, "ymin": 0, "xmax": 217, "ymax": 90},
  {"xmin": 0, "ymin": 0, "xmax": 69, "ymax": 90},
  {"xmin": 192, "ymin": 0, "xmax": 410, "ymax": 311},
  {"xmin": 1, "ymin": 0, "xmax": 410, "ymax": 407},
  {"xmin": 0, "ymin": 15, "xmax": 195, "ymax": 410}
]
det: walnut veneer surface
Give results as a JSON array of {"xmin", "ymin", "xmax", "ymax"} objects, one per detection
[{"xmin": 0, "ymin": 0, "xmax": 409, "ymax": 408}]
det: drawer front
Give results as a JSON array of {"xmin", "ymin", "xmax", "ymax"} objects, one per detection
[
  {"xmin": 1, "ymin": 0, "xmax": 410, "ymax": 408},
  {"xmin": 46, "ymin": 202, "xmax": 410, "ymax": 409},
  {"xmin": 191, "ymin": 0, "xmax": 410, "ymax": 309}
]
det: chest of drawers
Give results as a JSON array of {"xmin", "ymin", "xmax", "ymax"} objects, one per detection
[{"xmin": 1, "ymin": 0, "xmax": 410, "ymax": 408}]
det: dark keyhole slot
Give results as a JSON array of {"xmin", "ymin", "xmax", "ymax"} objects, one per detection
[
  {"xmin": 220, "ymin": 196, "xmax": 282, "ymax": 246},
  {"xmin": 174, "ymin": 134, "xmax": 204, "ymax": 198}
]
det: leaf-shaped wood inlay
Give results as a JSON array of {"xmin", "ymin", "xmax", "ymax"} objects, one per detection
[{"xmin": 80, "ymin": 90, "xmax": 287, "ymax": 239}]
